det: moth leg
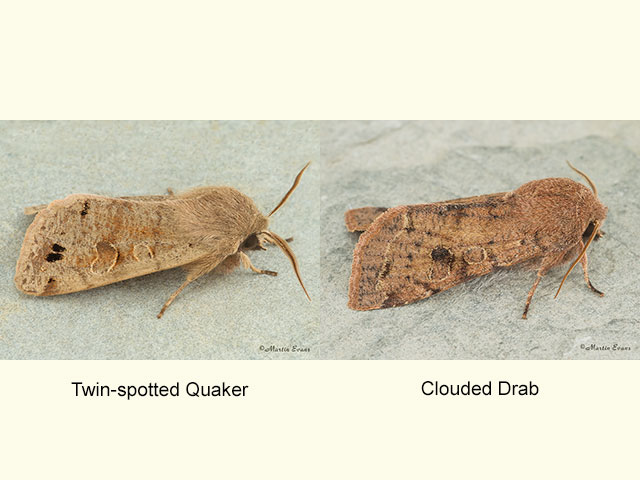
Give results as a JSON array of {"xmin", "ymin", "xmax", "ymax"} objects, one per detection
[
  {"xmin": 167, "ymin": 188, "xmax": 175, "ymax": 196},
  {"xmin": 158, "ymin": 254, "xmax": 229, "ymax": 318},
  {"xmin": 157, "ymin": 277, "xmax": 197, "ymax": 319},
  {"xmin": 579, "ymin": 245, "xmax": 604, "ymax": 296},
  {"xmin": 238, "ymin": 251, "xmax": 277, "ymax": 276},
  {"xmin": 523, "ymin": 274, "xmax": 544, "ymax": 319},
  {"xmin": 522, "ymin": 253, "xmax": 564, "ymax": 319}
]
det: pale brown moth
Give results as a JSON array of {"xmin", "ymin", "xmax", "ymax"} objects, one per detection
[
  {"xmin": 15, "ymin": 163, "xmax": 311, "ymax": 318},
  {"xmin": 345, "ymin": 163, "xmax": 606, "ymax": 318}
]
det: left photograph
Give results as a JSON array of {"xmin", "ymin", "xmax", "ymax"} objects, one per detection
[{"xmin": 1, "ymin": 121, "xmax": 319, "ymax": 359}]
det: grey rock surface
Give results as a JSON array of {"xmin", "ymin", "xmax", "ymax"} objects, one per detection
[{"xmin": 1, "ymin": 121, "xmax": 638, "ymax": 359}]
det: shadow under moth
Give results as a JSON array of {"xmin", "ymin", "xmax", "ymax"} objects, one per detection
[
  {"xmin": 345, "ymin": 163, "xmax": 607, "ymax": 318},
  {"xmin": 15, "ymin": 163, "xmax": 311, "ymax": 318}
]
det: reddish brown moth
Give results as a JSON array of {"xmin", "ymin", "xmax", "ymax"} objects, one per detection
[
  {"xmin": 15, "ymin": 163, "xmax": 311, "ymax": 318},
  {"xmin": 345, "ymin": 163, "xmax": 606, "ymax": 318}
]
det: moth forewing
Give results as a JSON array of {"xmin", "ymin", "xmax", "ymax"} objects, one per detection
[
  {"xmin": 348, "ymin": 194, "xmax": 536, "ymax": 311},
  {"xmin": 347, "ymin": 169, "xmax": 607, "ymax": 318},
  {"xmin": 15, "ymin": 194, "xmax": 212, "ymax": 296}
]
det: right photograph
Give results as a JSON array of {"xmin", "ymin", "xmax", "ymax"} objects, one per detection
[{"xmin": 318, "ymin": 121, "xmax": 639, "ymax": 359}]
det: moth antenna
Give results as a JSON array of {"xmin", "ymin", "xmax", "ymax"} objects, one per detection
[
  {"xmin": 261, "ymin": 230, "xmax": 311, "ymax": 301},
  {"xmin": 554, "ymin": 220, "xmax": 600, "ymax": 299},
  {"xmin": 567, "ymin": 161, "xmax": 598, "ymax": 197},
  {"xmin": 268, "ymin": 162, "xmax": 311, "ymax": 217}
]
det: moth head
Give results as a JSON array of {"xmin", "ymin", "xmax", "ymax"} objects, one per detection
[
  {"xmin": 566, "ymin": 161, "xmax": 608, "ymax": 239},
  {"xmin": 239, "ymin": 233, "xmax": 265, "ymax": 251},
  {"xmin": 240, "ymin": 162, "xmax": 311, "ymax": 301},
  {"xmin": 582, "ymin": 220, "xmax": 605, "ymax": 243},
  {"xmin": 556, "ymin": 162, "xmax": 607, "ymax": 299}
]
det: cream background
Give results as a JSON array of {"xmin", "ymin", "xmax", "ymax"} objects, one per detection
[{"xmin": 1, "ymin": 361, "xmax": 638, "ymax": 478}]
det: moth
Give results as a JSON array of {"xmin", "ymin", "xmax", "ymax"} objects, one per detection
[
  {"xmin": 345, "ymin": 163, "xmax": 606, "ymax": 318},
  {"xmin": 15, "ymin": 163, "xmax": 311, "ymax": 318}
]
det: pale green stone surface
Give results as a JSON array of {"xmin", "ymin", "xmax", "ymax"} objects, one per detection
[{"xmin": 1, "ymin": 121, "xmax": 638, "ymax": 358}]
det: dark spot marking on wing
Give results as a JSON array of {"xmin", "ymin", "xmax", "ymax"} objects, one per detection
[
  {"xmin": 81, "ymin": 201, "xmax": 89, "ymax": 216},
  {"xmin": 412, "ymin": 279, "xmax": 431, "ymax": 290},
  {"xmin": 405, "ymin": 214, "xmax": 416, "ymax": 233},
  {"xmin": 431, "ymin": 246, "xmax": 452, "ymax": 262},
  {"xmin": 442, "ymin": 200, "xmax": 499, "ymax": 211},
  {"xmin": 382, "ymin": 293, "xmax": 404, "ymax": 308},
  {"xmin": 43, "ymin": 277, "xmax": 57, "ymax": 294},
  {"xmin": 52, "ymin": 243, "xmax": 66, "ymax": 252},
  {"xmin": 442, "ymin": 204, "xmax": 465, "ymax": 211},
  {"xmin": 46, "ymin": 253, "xmax": 63, "ymax": 262},
  {"xmin": 379, "ymin": 260, "xmax": 391, "ymax": 279}
]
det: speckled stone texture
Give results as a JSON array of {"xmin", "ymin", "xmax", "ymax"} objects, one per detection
[{"xmin": 1, "ymin": 121, "xmax": 638, "ymax": 359}]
